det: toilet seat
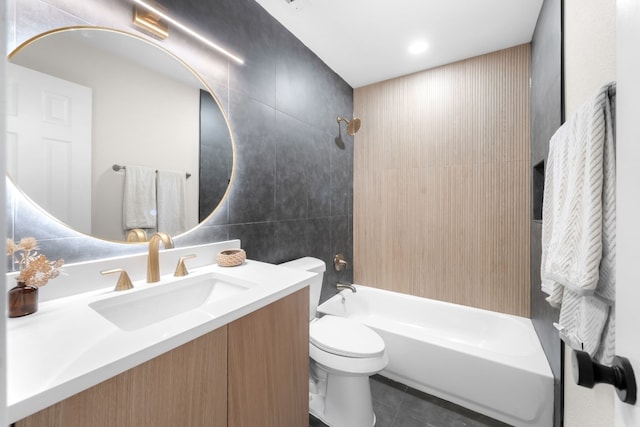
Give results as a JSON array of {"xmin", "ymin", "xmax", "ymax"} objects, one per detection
[
  {"xmin": 310, "ymin": 315, "xmax": 385, "ymax": 358},
  {"xmin": 310, "ymin": 340, "xmax": 388, "ymax": 376}
]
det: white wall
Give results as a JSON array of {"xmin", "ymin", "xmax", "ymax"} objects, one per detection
[
  {"xmin": 0, "ymin": 0, "xmax": 7, "ymax": 424},
  {"xmin": 615, "ymin": 0, "xmax": 640, "ymax": 425},
  {"xmin": 12, "ymin": 36, "xmax": 200, "ymax": 240},
  {"xmin": 563, "ymin": 0, "xmax": 616, "ymax": 426},
  {"xmin": 564, "ymin": 0, "xmax": 617, "ymax": 116}
]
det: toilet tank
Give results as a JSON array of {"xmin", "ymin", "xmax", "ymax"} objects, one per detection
[{"xmin": 279, "ymin": 257, "xmax": 326, "ymax": 320}]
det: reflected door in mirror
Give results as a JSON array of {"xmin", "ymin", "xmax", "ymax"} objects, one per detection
[{"xmin": 7, "ymin": 63, "xmax": 92, "ymax": 234}]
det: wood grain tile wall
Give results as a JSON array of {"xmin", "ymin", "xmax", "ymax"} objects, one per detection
[{"xmin": 353, "ymin": 44, "xmax": 531, "ymax": 317}]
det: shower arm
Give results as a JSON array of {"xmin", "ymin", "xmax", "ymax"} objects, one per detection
[{"xmin": 337, "ymin": 115, "xmax": 361, "ymax": 136}]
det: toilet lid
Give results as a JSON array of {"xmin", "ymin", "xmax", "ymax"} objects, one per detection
[{"xmin": 310, "ymin": 316, "xmax": 385, "ymax": 358}]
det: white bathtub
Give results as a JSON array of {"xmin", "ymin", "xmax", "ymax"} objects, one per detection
[{"xmin": 317, "ymin": 285, "xmax": 554, "ymax": 427}]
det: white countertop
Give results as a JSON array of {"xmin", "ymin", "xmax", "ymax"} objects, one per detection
[{"xmin": 6, "ymin": 259, "xmax": 314, "ymax": 423}]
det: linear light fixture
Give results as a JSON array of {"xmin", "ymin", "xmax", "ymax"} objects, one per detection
[
  {"xmin": 133, "ymin": 1, "xmax": 169, "ymax": 39},
  {"xmin": 132, "ymin": 0, "xmax": 245, "ymax": 65}
]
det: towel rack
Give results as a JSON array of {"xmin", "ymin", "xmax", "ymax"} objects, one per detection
[{"xmin": 112, "ymin": 164, "xmax": 191, "ymax": 179}]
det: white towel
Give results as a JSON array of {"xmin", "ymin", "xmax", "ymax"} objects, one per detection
[
  {"xmin": 123, "ymin": 165, "xmax": 157, "ymax": 230},
  {"xmin": 541, "ymin": 82, "xmax": 616, "ymax": 363},
  {"xmin": 156, "ymin": 169, "xmax": 187, "ymax": 236}
]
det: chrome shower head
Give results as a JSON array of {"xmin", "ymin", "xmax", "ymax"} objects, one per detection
[{"xmin": 337, "ymin": 116, "xmax": 361, "ymax": 136}]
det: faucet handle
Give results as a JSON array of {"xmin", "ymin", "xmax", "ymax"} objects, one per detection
[
  {"xmin": 174, "ymin": 254, "xmax": 197, "ymax": 277},
  {"xmin": 334, "ymin": 253, "xmax": 350, "ymax": 271},
  {"xmin": 101, "ymin": 268, "xmax": 134, "ymax": 291}
]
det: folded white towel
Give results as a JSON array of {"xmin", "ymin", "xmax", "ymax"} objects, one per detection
[
  {"xmin": 157, "ymin": 169, "xmax": 187, "ymax": 236},
  {"xmin": 541, "ymin": 82, "xmax": 616, "ymax": 363},
  {"xmin": 122, "ymin": 165, "xmax": 157, "ymax": 230}
]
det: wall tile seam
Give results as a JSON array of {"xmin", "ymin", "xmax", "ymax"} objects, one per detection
[
  {"xmin": 30, "ymin": 2, "xmax": 91, "ymax": 27},
  {"xmin": 271, "ymin": 108, "xmax": 352, "ymax": 136},
  {"xmin": 224, "ymin": 215, "xmax": 350, "ymax": 227}
]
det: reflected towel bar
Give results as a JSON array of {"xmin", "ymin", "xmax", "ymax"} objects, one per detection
[{"xmin": 112, "ymin": 164, "xmax": 191, "ymax": 179}]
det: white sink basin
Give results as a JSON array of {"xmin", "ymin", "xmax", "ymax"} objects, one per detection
[{"xmin": 89, "ymin": 272, "xmax": 251, "ymax": 331}]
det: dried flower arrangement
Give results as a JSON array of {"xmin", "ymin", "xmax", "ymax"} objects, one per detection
[{"xmin": 6, "ymin": 237, "xmax": 64, "ymax": 287}]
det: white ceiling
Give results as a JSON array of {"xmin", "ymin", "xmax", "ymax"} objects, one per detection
[{"xmin": 255, "ymin": 0, "xmax": 544, "ymax": 88}]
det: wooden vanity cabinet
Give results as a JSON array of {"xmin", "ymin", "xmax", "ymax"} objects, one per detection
[
  {"xmin": 228, "ymin": 286, "xmax": 309, "ymax": 427},
  {"xmin": 16, "ymin": 327, "xmax": 228, "ymax": 427},
  {"xmin": 15, "ymin": 288, "xmax": 309, "ymax": 427}
]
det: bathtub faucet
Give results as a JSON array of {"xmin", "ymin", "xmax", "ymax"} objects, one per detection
[{"xmin": 337, "ymin": 282, "xmax": 357, "ymax": 293}]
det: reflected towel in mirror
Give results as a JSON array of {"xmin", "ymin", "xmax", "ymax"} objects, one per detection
[
  {"xmin": 123, "ymin": 165, "xmax": 157, "ymax": 230},
  {"xmin": 157, "ymin": 169, "xmax": 187, "ymax": 236}
]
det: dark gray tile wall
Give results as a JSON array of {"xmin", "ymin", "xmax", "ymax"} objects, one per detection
[
  {"xmin": 7, "ymin": 0, "xmax": 354, "ymax": 301},
  {"xmin": 530, "ymin": 0, "xmax": 563, "ymax": 425},
  {"xmin": 199, "ymin": 90, "xmax": 233, "ymax": 222}
]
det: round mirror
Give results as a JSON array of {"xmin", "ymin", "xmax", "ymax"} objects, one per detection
[{"xmin": 6, "ymin": 27, "xmax": 234, "ymax": 242}]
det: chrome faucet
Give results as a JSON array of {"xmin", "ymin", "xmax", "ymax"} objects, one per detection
[
  {"xmin": 147, "ymin": 232, "xmax": 174, "ymax": 283},
  {"xmin": 337, "ymin": 282, "xmax": 357, "ymax": 293}
]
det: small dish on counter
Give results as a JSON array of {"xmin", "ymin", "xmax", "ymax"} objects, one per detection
[{"xmin": 216, "ymin": 249, "xmax": 246, "ymax": 267}]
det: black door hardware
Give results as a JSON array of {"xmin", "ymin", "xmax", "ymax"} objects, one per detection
[{"xmin": 572, "ymin": 350, "xmax": 637, "ymax": 405}]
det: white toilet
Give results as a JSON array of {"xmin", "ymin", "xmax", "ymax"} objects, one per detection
[{"xmin": 280, "ymin": 257, "xmax": 388, "ymax": 427}]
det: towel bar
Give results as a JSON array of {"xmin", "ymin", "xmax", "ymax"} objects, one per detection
[{"xmin": 112, "ymin": 164, "xmax": 191, "ymax": 179}]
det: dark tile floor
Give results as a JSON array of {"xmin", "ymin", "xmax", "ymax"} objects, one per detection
[{"xmin": 309, "ymin": 375, "xmax": 511, "ymax": 427}]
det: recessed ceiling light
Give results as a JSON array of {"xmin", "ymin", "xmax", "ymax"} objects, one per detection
[{"xmin": 408, "ymin": 40, "xmax": 428, "ymax": 55}]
